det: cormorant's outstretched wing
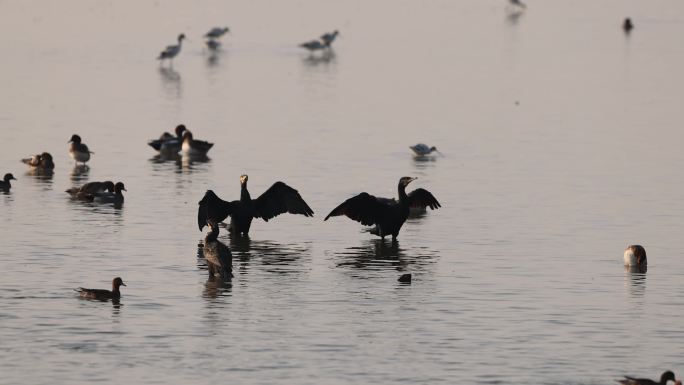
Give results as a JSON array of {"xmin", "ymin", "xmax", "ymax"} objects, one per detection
[
  {"xmin": 324, "ymin": 192, "xmax": 387, "ymax": 226},
  {"xmin": 198, "ymin": 190, "xmax": 234, "ymax": 231},
  {"xmin": 253, "ymin": 182, "xmax": 314, "ymax": 221},
  {"xmin": 407, "ymin": 188, "xmax": 441, "ymax": 210}
]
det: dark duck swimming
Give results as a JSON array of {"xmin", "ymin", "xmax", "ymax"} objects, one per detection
[
  {"xmin": 0, "ymin": 173, "xmax": 17, "ymax": 191},
  {"xmin": 618, "ymin": 371, "xmax": 677, "ymax": 385},
  {"xmin": 198, "ymin": 175, "xmax": 314, "ymax": 236},
  {"xmin": 76, "ymin": 277, "xmax": 126, "ymax": 301},
  {"xmin": 202, "ymin": 220, "xmax": 233, "ymax": 281},
  {"xmin": 66, "ymin": 180, "xmax": 115, "ymax": 200},
  {"xmin": 325, "ymin": 177, "xmax": 441, "ymax": 240}
]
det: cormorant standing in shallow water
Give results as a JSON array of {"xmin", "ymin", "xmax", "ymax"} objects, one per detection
[
  {"xmin": 203, "ymin": 220, "xmax": 233, "ymax": 281},
  {"xmin": 198, "ymin": 175, "xmax": 314, "ymax": 236},
  {"xmin": 325, "ymin": 177, "xmax": 440, "ymax": 240}
]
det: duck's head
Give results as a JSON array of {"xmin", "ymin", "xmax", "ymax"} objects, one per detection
[
  {"xmin": 40, "ymin": 152, "xmax": 53, "ymax": 161},
  {"xmin": 660, "ymin": 371, "xmax": 676, "ymax": 384},
  {"xmin": 175, "ymin": 124, "xmax": 186, "ymax": 137},
  {"xmin": 115, "ymin": 182, "xmax": 126, "ymax": 193},
  {"xmin": 68, "ymin": 134, "xmax": 82, "ymax": 144},
  {"xmin": 113, "ymin": 277, "xmax": 126, "ymax": 289},
  {"xmin": 178, "ymin": 34, "xmax": 186, "ymax": 42},
  {"xmin": 182, "ymin": 130, "xmax": 194, "ymax": 142},
  {"xmin": 4, "ymin": 173, "xmax": 16, "ymax": 182},
  {"xmin": 240, "ymin": 174, "xmax": 248, "ymax": 185},
  {"xmin": 399, "ymin": 176, "xmax": 417, "ymax": 187}
]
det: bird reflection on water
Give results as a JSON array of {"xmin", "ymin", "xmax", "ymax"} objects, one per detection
[
  {"xmin": 229, "ymin": 235, "xmax": 311, "ymax": 275},
  {"xmin": 335, "ymin": 238, "xmax": 438, "ymax": 272},
  {"xmin": 148, "ymin": 153, "xmax": 211, "ymax": 174},
  {"xmin": 302, "ymin": 49, "xmax": 336, "ymax": 67},
  {"xmin": 624, "ymin": 265, "xmax": 647, "ymax": 298},
  {"xmin": 24, "ymin": 169, "xmax": 54, "ymax": 190},
  {"xmin": 158, "ymin": 66, "xmax": 182, "ymax": 99},
  {"xmin": 70, "ymin": 165, "xmax": 89, "ymax": 182}
]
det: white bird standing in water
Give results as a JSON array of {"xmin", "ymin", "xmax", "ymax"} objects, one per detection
[{"xmin": 157, "ymin": 34, "xmax": 186, "ymax": 63}]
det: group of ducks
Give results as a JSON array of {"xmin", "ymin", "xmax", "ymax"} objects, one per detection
[{"xmin": 157, "ymin": 26, "xmax": 340, "ymax": 64}]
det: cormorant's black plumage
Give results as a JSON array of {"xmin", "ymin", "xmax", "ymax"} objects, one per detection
[
  {"xmin": 324, "ymin": 177, "xmax": 440, "ymax": 240},
  {"xmin": 198, "ymin": 175, "xmax": 314, "ymax": 236}
]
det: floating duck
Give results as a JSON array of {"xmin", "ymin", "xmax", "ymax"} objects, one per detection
[
  {"xmin": 0, "ymin": 173, "xmax": 16, "ymax": 191},
  {"xmin": 76, "ymin": 277, "xmax": 126, "ymax": 301}
]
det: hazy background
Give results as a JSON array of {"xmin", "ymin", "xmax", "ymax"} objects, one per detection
[{"xmin": 1, "ymin": 1, "xmax": 683, "ymax": 384}]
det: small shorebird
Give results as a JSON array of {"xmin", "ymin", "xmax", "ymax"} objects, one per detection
[
  {"xmin": 204, "ymin": 27, "xmax": 229, "ymax": 39},
  {"xmin": 300, "ymin": 39, "xmax": 326, "ymax": 52},
  {"xmin": 158, "ymin": 34, "xmax": 186, "ymax": 64},
  {"xmin": 409, "ymin": 143, "xmax": 442, "ymax": 156},
  {"xmin": 68, "ymin": 134, "xmax": 93, "ymax": 165},
  {"xmin": 321, "ymin": 30, "xmax": 339, "ymax": 47}
]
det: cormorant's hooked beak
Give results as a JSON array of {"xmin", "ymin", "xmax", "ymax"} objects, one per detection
[{"xmin": 409, "ymin": 177, "xmax": 418, "ymax": 183}]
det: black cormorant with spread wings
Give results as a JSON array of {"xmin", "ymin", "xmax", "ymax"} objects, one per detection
[
  {"xmin": 324, "ymin": 177, "xmax": 440, "ymax": 240},
  {"xmin": 198, "ymin": 175, "xmax": 314, "ymax": 236}
]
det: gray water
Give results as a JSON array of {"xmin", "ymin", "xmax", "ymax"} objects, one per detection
[{"xmin": 1, "ymin": 1, "xmax": 684, "ymax": 384}]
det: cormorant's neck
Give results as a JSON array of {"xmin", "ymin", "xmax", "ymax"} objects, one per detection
[
  {"xmin": 398, "ymin": 183, "xmax": 408, "ymax": 203},
  {"xmin": 206, "ymin": 226, "xmax": 219, "ymax": 242},
  {"xmin": 240, "ymin": 183, "xmax": 251, "ymax": 202}
]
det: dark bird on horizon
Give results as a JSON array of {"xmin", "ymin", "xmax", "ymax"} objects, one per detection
[
  {"xmin": 158, "ymin": 34, "xmax": 185, "ymax": 63},
  {"xmin": 300, "ymin": 39, "xmax": 326, "ymax": 52},
  {"xmin": 617, "ymin": 371, "xmax": 677, "ymax": 385},
  {"xmin": 324, "ymin": 177, "xmax": 441, "ymax": 240},
  {"xmin": 148, "ymin": 124, "xmax": 186, "ymax": 153},
  {"xmin": 509, "ymin": 0, "xmax": 526, "ymax": 9},
  {"xmin": 22, "ymin": 152, "xmax": 55, "ymax": 170},
  {"xmin": 203, "ymin": 220, "xmax": 233, "ymax": 281},
  {"xmin": 204, "ymin": 27, "xmax": 230, "ymax": 39},
  {"xmin": 76, "ymin": 277, "xmax": 126, "ymax": 301},
  {"xmin": 0, "ymin": 173, "xmax": 17, "ymax": 191},
  {"xmin": 321, "ymin": 30, "xmax": 339, "ymax": 47},
  {"xmin": 410, "ymin": 143, "xmax": 442, "ymax": 157},
  {"xmin": 623, "ymin": 18, "xmax": 634, "ymax": 33},
  {"xmin": 198, "ymin": 175, "xmax": 314, "ymax": 236}
]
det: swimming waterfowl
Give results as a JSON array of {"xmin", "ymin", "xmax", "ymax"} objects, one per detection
[
  {"xmin": 410, "ymin": 143, "xmax": 441, "ymax": 156},
  {"xmin": 623, "ymin": 18, "xmax": 634, "ymax": 33},
  {"xmin": 66, "ymin": 180, "xmax": 115, "ymax": 200},
  {"xmin": 300, "ymin": 40, "xmax": 326, "ymax": 52},
  {"xmin": 618, "ymin": 371, "xmax": 676, "ymax": 385},
  {"xmin": 158, "ymin": 34, "xmax": 185, "ymax": 63},
  {"xmin": 148, "ymin": 124, "xmax": 187, "ymax": 153},
  {"xmin": 321, "ymin": 30, "xmax": 339, "ymax": 47},
  {"xmin": 205, "ymin": 27, "xmax": 229, "ymax": 39},
  {"xmin": 203, "ymin": 220, "xmax": 233, "ymax": 281},
  {"xmin": 182, "ymin": 130, "xmax": 214, "ymax": 156},
  {"xmin": 68, "ymin": 134, "xmax": 93, "ymax": 165},
  {"xmin": 325, "ymin": 177, "xmax": 441, "ymax": 240},
  {"xmin": 21, "ymin": 152, "xmax": 55, "ymax": 170},
  {"xmin": 198, "ymin": 175, "xmax": 314, "ymax": 236},
  {"xmin": 0, "ymin": 173, "xmax": 16, "ymax": 191},
  {"xmin": 624, "ymin": 245, "xmax": 647, "ymax": 267},
  {"xmin": 76, "ymin": 277, "xmax": 126, "ymax": 301},
  {"xmin": 92, "ymin": 182, "xmax": 126, "ymax": 204}
]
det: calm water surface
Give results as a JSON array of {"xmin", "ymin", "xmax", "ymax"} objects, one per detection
[{"xmin": 1, "ymin": 1, "xmax": 684, "ymax": 384}]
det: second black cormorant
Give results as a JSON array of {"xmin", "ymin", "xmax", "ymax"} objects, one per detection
[
  {"xmin": 202, "ymin": 220, "xmax": 233, "ymax": 281},
  {"xmin": 324, "ymin": 177, "xmax": 441, "ymax": 240},
  {"xmin": 198, "ymin": 175, "xmax": 314, "ymax": 236}
]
